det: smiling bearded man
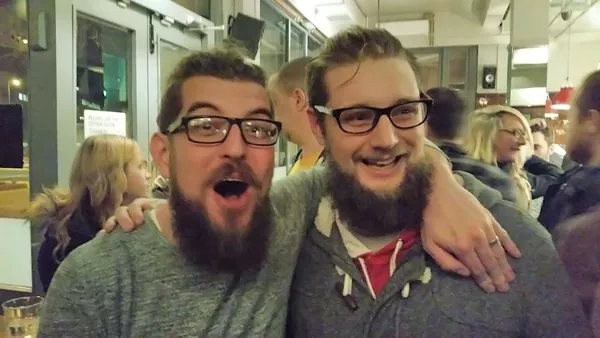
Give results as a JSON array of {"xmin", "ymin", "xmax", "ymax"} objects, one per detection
[{"xmin": 287, "ymin": 25, "xmax": 590, "ymax": 338}]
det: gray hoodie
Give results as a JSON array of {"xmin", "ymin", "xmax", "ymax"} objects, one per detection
[{"xmin": 288, "ymin": 171, "xmax": 591, "ymax": 337}]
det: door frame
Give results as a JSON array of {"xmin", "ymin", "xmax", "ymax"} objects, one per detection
[
  {"xmin": 147, "ymin": 18, "xmax": 205, "ymax": 137},
  {"xmin": 72, "ymin": 0, "xmax": 151, "ymax": 157}
]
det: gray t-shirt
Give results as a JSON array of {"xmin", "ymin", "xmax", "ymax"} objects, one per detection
[{"xmin": 37, "ymin": 169, "xmax": 326, "ymax": 337}]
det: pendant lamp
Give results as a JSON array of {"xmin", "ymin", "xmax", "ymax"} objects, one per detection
[
  {"xmin": 552, "ymin": 16, "xmax": 574, "ymax": 111},
  {"xmin": 545, "ymin": 93, "xmax": 559, "ymax": 118},
  {"xmin": 551, "ymin": 84, "xmax": 574, "ymax": 110}
]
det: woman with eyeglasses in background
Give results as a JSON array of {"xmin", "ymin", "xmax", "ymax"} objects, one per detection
[{"xmin": 464, "ymin": 106, "xmax": 534, "ymax": 210}]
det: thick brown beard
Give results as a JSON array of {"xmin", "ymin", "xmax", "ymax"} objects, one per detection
[
  {"xmin": 169, "ymin": 173, "xmax": 273, "ymax": 274},
  {"xmin": 326, "ymin": 158, "xmax": 432, "ymax": 237}
]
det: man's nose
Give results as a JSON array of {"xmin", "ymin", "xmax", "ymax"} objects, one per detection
[
  {"xmin": 369, "ymin": 116, "xmax": 399, "ymax": 149},
  {"xmin": 222, "ymin": 124, "xmax": 247, "ymax": 159}
]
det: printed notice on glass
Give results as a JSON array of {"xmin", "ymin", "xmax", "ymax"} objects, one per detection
[{"xmin": 83, "ymin": 110, "xmax": 127, "ymax": 138}]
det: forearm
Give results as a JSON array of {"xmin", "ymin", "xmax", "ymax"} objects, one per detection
[{"xmin": 423, "ymin": 140, "xmax": 455, "ymax": 184}]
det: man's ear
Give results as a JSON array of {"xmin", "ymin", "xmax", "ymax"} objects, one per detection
[
  {"xmin": 307, "ymin": 107, "xmax": 325, "ymax": 146},
  {"xmin": 150, "ymin": 132, "xmax": 171, "ymax": 179},
  {"xmin": 292, "ymin": 88, "xmax": 308, "ymax": 112}
]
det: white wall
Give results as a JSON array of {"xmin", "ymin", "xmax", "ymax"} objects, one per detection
[
  {"xmin": 0, "ymin": 219, "xmax": 32, "ymax": 292},
  {"xmin": 546, "ymin": 35, "xmax": 600, "ymax": 91},
  {"xmin": 477, "ymin": 37, "xmax": 600, "ymax": 94}
]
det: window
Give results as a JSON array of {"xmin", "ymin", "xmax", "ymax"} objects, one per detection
[
  {"xmin": 413, "ymin": 51, "xmax": 441, "ymax": 90},
  {"xmin": 259, "ymin": 2, "xmax": 286, "ymax": 77},
  {"xmin": 171, "ymin": 0, "xmax": 210, "ymax": 19},
  {"xmin": 290, "ymin": 23, "xmax": 306, "ymax": 61},
  {"xmin": 75, "ymin": 15, "xmax": 133, "ymax": 145},
  {"xmin": 260, "ymin": 1, "xmax": 289, "ymax": 167},
  {"xmin": 308, "ymin": 36, "xmax": 321, "ymax": 56},
  {"xmin": 0, "ymin": 0, "xmax": 30, "ymax": 219}
]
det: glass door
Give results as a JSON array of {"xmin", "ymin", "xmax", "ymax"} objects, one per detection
[
  {"xmin": 147, "ymin": 15, "xmax": 204, "ymax": 180},
  {"xmin": 73, "ymin": 0, "xmax": 150, "ymax": 154},
  {"xmin": 148, "ymin": 17, "xmax": 204, "ymax": 137}
]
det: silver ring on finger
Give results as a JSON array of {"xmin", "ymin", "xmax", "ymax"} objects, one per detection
[{"xmin": 488, "ymin": 236, "xmax": 500, "ymax": 247}]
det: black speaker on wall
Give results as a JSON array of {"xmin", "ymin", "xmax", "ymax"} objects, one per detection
[
  {"xmin": 227, "ymin": 13, "xmax": 266, "ymax": 59},
  {"xmin": 482, "ymin": 66, "xmax": 497, "ymax": 89}
]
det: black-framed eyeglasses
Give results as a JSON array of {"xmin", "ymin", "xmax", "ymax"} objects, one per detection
[
  {"xmin": 166, "ymin": 115, "xmax": 282, "ymax": 146},
  {"xmin": 499, "ymin": 128, "xmax": 527, "ymax": 140},
  {"xmin": 313, "ymin": 94, "xmax": 432, "ymax": 134}
]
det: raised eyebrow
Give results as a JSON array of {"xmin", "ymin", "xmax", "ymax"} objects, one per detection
[
  {"xmin": 393, "ymin": 97, "xmax": 421, "ymax": 105},
  {"xmin": 245, "ymin": 108, "xmax": 273, "ymax": 119},
  {"xmin": 186, "ymin": 102, "xmax": 221, "ymax": 114}
]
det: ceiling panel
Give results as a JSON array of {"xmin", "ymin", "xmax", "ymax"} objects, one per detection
[{"xmin": 354, "ymin": 0, "xmax": 471, "ymax": 16}]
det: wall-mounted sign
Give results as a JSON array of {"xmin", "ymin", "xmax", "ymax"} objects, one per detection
[{"xmin": 83, "ymin": 110, "xmax": 127, "ymax": 138}]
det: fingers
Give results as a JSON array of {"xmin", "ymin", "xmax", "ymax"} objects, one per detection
[
  {"xmin": 129, "ymin": 204, "xmax": 146, "ymax": 225},
  {"xmin": 491, "ymin": 241, "xmax": 515, "ymax": 283},
  {"xmin": 477, "ymin": 214, "xmax": 511, "ymax": 292},
  {"xmin": 473, "ymin": 237, "xmax": 509, "ymax": 292},
  {"xmin": 102, "ymin": 217, "xmax": 117, "ymax": 233},
  {"xmin": 424, "ymin": 243, "xmax": 470, "ymax": 277},
  {"xmin": 115, "ymin": 206, "xmax": 137, "ymax": 232},
  {"xmin": 453, "ymin": 238, "xmax": 497, "ymax": 293},
  {"xmin": 140, "ymin": 200, "xmax": 156, "ymax": 211},
  {"xmin": 494, "ymin": 220, "xmax": 522, "ymax": 258}
]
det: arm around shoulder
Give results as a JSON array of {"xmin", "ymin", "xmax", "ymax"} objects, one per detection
[
  {"xmin": 38, "ymin": 253, "xmax": 106, "ymax": 337},
  {"xmin": 269, "ymin": 166, "xmax": 327, "ymax": 215}
]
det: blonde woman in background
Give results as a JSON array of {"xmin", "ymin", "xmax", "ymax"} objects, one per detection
[
  {"xmin": 29, "ymin": 134, "xmax": 151, "ymax": 292},
  {"xmin": 465, "ymin": 105, "xmax": 534, "ymax": 209}
]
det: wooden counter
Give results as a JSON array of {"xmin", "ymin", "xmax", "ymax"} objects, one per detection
[{"xmin": 0, "ymin": 182, "xmax": 30, "ymax": 219}]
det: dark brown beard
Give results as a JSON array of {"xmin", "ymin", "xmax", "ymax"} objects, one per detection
[
  {"xmin": 169, "ymin": 174, "xmax": 273, "ymax": 274},
  {"xmin": 326, "ymin": 159, "xmax": 432, "ymax": 237}
]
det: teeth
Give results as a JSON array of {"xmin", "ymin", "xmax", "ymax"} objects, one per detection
[
  {"xmin": 365, "ymin": 158, "xmax": 396, "ymax": 167},
  {"xmin": 224, "ymin": 178, "xmax": 243, "ymax": 182}
]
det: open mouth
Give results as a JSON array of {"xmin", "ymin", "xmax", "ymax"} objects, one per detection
[
  {"xmin": 361, "ymin": 155, "xmax": 404, "ymax": 168},
  {"xmin": 213, "ymin": 179, "xmax": 249, "ymax": 198}
]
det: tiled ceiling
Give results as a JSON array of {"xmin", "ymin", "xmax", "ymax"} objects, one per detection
[{"xmin": 354, "ymin": 0, "xmax": 472, "ymax": 16}]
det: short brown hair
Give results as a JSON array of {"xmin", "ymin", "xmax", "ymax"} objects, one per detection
[
  {"xmin": 272, "ymin": 56, "xmax": 312, "ymax": 93},
  {"xmin": 575, "ymin": 70, "xmax": 600, "ymax": 116},
  {"xmin": 530, "ymin": 124, "xmax": 554, "ymax": 144},
  {"xmin": 306, "ymin": 25, "xmax": 420, "ymax": 108},
  {"xmin": 158, "ymin": 47, "xmax": 267, "ymax": 133}
]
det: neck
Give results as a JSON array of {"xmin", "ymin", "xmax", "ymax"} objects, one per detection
[{"xmin": 300, "ymin": 138, "xmax": 324, "ymax": 157}]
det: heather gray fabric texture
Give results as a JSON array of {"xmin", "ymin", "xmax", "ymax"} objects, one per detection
[
  {"xmin": 37, "ymin": 168, "xmax": 326, "ymax": 338},
  {"xmin": 288, "ymin": 171, "xmax": 592, "ymax": 338}
]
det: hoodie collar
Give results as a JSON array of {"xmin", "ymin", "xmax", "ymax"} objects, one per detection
[{"xmin": 312, "ymin": 196, "xmax": 431, "ymax": 299}]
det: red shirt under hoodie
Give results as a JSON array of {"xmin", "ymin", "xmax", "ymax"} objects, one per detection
[{"xmin": 352, "ymin": 228, "xmax": 420, "ymax": 297}]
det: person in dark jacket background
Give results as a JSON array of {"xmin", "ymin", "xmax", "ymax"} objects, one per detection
[
  {"xmin": 28, "ymin": 135, "xmax": 150, "ymax": 292},
  {"xmin": 425, "ymin": 87, "xmax": 519, "ymax": 204},
  {"xmin": 540, "ymin": 70, "xmax": 600, "ymax": 231},
  {"xmin": 546, "ymin": 70, "xmax": 600, "ymax": 334}
]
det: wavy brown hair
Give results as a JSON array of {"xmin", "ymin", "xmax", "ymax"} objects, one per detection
[{"xmin": 28, "ymin": 134, "xmax": 139, "ymax": 261}]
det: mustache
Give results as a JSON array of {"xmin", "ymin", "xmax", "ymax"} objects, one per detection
[{"xmin": 209, "ymin": 159, "xmax": 261, "ymax": 188}]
